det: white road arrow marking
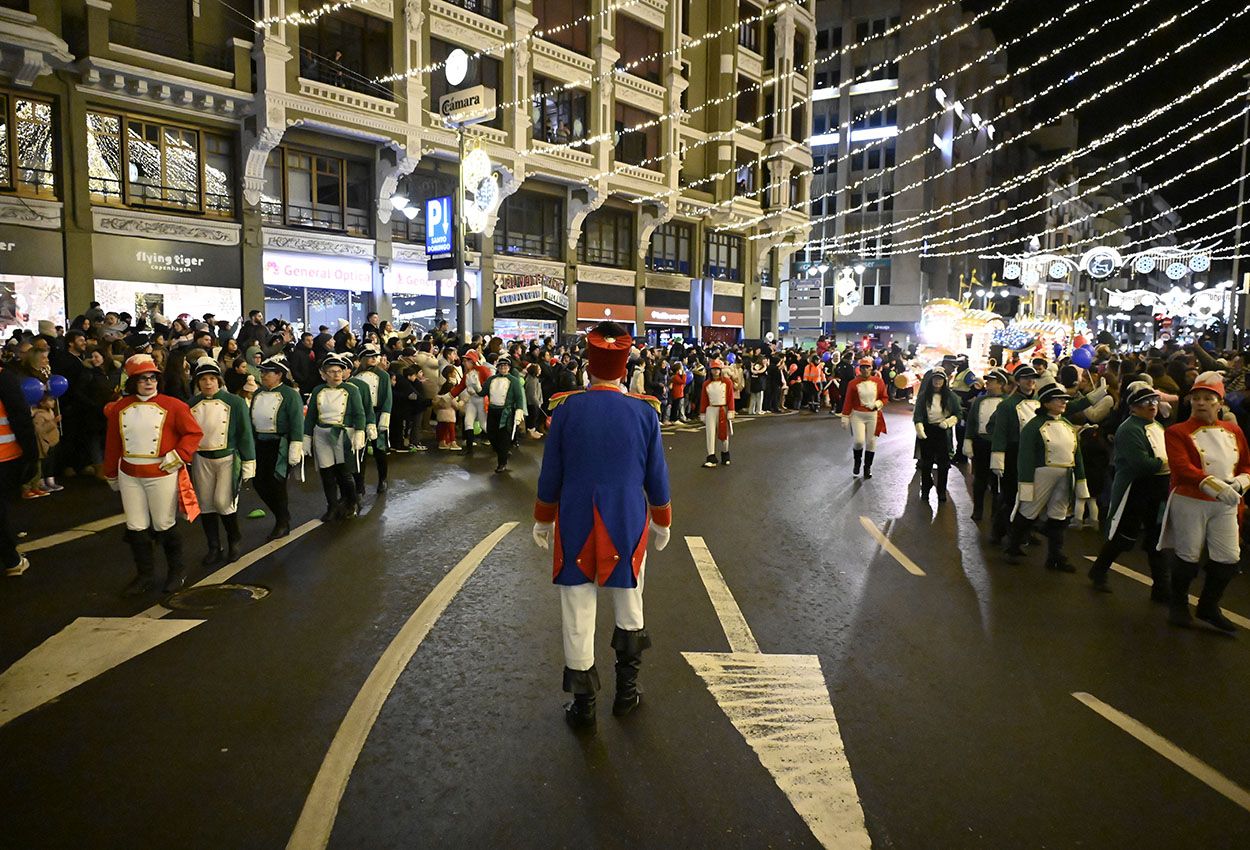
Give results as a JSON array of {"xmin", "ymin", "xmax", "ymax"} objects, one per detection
[
  {"xmin": 1073, "ymin": 691, "xmax": 1250, "ymax": 813},
  {"xmin": 683, "ymin": 536, "xmax": 872, "ymax": 850},
  {"xmin": 859, "ymin": 517, "xmax": 925, "ymax": 576},
  {"xmin": 0, "ymin": 616, "xmax": 203, "ymax": 728}
]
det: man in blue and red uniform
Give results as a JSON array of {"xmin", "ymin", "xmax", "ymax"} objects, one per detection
[{"xmin": 533, "ymin": 321, "xmax": 673, "ymax": 729}]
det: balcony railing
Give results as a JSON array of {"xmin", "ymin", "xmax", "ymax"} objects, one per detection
[
  {"xmin": 263, "ymin": 202, "xmax": 370, "ymax": 237},
  {"xmin": 300, "ymin": 63, "xmax": 395, "ymax": 102},
  {"xmin": 108, "ymin": 20, "xmax": 233, "ymax": 72},
  {"xmin": 443, "ymin": 0, "xmax": 500, "ymax": 21}
]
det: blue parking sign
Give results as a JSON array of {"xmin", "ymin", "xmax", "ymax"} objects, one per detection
[{"xmin": 425, "ymin": 195, "xmax": 453, "ymax": 256}]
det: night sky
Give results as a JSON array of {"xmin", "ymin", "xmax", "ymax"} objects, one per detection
[{"xmin": 962, "ymin": 0, "xmax": 1249, "ymax": 278}]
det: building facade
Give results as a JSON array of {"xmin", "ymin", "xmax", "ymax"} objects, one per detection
[{"xmin": 0, "ymin": 0, "xmax": 814, "ymax": 343}]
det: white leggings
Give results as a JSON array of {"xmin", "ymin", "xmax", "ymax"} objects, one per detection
[
  {"xmin": 119, "ymin": 468, "xmax": 180, "ymax": 532},
  {"xmin": 705, "ymin": 407, "xmax": 729, "ymax": 456},
  {"xmin": 559, "ymin": 563, "xmax": 646, "ymax": 671},
  {"xmin": 851, "ymin": 410, "xmax": 878, "ymax": 451}
]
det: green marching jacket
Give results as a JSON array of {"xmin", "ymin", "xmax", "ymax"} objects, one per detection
[
  {"xmin": 251, "ymin": 382, "xmax": 304, "ymax": 479},
  {"xmin": 1016, "ymin": 413, "xmax": 1090, "ymax": 506},
  {"xmin": 480, "ymin": 372, "xmax": 528, "ymax": 429},
  {"xmin": 351, "ymin": 366, "xmax": 393, "ymax": 450},
  {"xmin": 989, "ymin": 384, "xmax": 1105, "ymax": 472},
  {"xmin": 189, "ymin": 388, "xmax": 256, "ymax": 497},
  {"xmin": 303, "ymin": 382, "xmax": 368, "ymax": 473},
  {"xmin": 912, "ymin": 384, "xmax": 962, "ymax": 452},
  {"xmin": 1104, "ymin": 415, "xmax": 1167, "ymax": 540}
]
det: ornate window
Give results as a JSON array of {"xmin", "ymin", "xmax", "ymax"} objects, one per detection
[
  {"xmin": 578, "ymin": 207, "xmax": 634, "ymax": 268},
  {"xmin": 0, "ymin": 93, "xmax": 56, "ymax": 198},
  {"xmin": 494, "ymin": 190, "xmax": 564, "ymax": 260}
]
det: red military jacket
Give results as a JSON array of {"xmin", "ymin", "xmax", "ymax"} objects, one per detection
[
  {"xmin": 104, "ymin": 393, "xmax": 203, "ymax": 479},
  {"xmin": 840, "ymin": 375, "xmax": 889, "ymax": 435},
  {"xmin": 1164, "ymin": 417, "xmax": 1250, "ymax": 502}
]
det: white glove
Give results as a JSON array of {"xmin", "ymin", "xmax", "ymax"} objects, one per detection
[
  {"xmin": 107, "ymin": 477, "xmax": 120, "ymax": 492},
  {"xmin": 366, "ymin": 423, "xmax": 378, "ymax": 443},
  {"xmin": 727, "ymin": 410, "xmax": 735, "ymax": 420},
  {"xmin": 650, "ymin": 520, "xmax": 671, "ymax": 551},
  {"xmin": 1218, "ymin": 486, "xmax": 1243, "ymax": 507},
  {"xmin": 1019, "ymin": 482, "xmax": 1035, "ymax": 503},
  {"xmin": 914, "ymin": 422, "xmax": 927, "ymax": 439},
  {"xmin": 240, "ymin": 459, "xmax": 256, "ymax": 481},
  {"xmin": 840, "ymin": 415, "xmax": 850, "ymax": 430},
  {"xmin": 352, "ymin": 429, "xmax": 366, "ymax": 452},
  {"xmin": 532, "ymin": 521, "xmax": 553, "ymax": 549},
  {"xmin": 873, "ymin": 400, "xmax": 884, "ymax": 410},
  {"xmin": 303, "ymin": 439, "xmax": 314, "ymax": 459},
  {"xmin": 289, "ymin": 442, "xmax": 304, "ymax": 468},
  {"xmin": 159, "ymin": 450, "xmax": 184, "ymax": 473},
  {"xmin": 962, "ymin": 438, "xmax": 974, "ymax": 458},
  {"xmin": 990, "ymin": 451, "xmax": 1005, "ymax": 477},
  {"xmin": 941, "ymin": 416, "xmax": 958, "ymax": 430},
  {"xmin": 1200, "ymin": 476, "xmax": 1241, "ymax": 506},
  {"xmin": 1231, "ymin": 474, "xmax": 1250, "ymax": 494},
  {"xmin": 378, "ymin": 411, "xmax": 391, "ymax": 431}
]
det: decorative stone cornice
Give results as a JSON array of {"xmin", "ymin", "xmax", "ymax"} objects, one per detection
[
  {"xmin": 614, "ymin": 71, "xmax": 664, "ymax": 115},
  {"xmin": 429, "ymin": 0, "xmax": 508, "ymax": 51},
  {"xmin": 0, "ymin": 196, "xmax": 62, "ymax": 230},
  {"xmin": 93, "ymin": 207, "xmax": 241, "ymax": 246},
  {"xmin": 494, "ymin": 255, "xmax": 566, "ymax": 277},
  {"xmin": 77, "ymin": 57, "xmax": 253, "ymax": 121},
  {"xmin": 620, "ymin": 0, "xmax": 665, "ymax": 30},
  {"xmin": 261, "ymin": 228, "xmax": 376, "ymax": 259},
  {"xmin": 645, "ymin": 273, "xmax": 689, "ymax": 291},
  {"xmin": 579, "ymin": 265, "xmax": 637, "ymax": 286},
  {"xmin": 532, "ymin": 38, "xmax": 594, "ymax": 79},
  {"xmin": 393, "ymin": 242, "xmax": 428, "ymax": 264},
  {"xmin": 0, "ymin": 9, "xmax": 75, "ymax": 87}
]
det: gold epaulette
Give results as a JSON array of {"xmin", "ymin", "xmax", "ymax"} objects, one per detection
[
  {"xmin": 548, "ymin": 390, "xmax": 584, "ymax": 410},
  {"xmin": 627, "ymin": 393, "xmax": 662, "ymax": 415}
]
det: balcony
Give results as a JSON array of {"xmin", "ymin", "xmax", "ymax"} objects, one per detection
[
  {"xmin": 443, "ymin": 0, "xmax": 500, "ymax": 21},
  {"xmin": 108, "ymin": 20, "xmax": 232, "ymax": 72}
]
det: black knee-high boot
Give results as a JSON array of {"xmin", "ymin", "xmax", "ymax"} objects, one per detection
[
  {"xmin": 853, "ymin": 449, "xmax": 863, "ymax": 476},
  {"xmin": 318, "ymin": 468, "xmax": 338, "ymax": 521},
  {"xmin": 1088, "ymin": 539, "xmax": 1124, "ymax": 591},
  {"xmin": 374, "ymin": 444, "xmax": 388, "ymax": 492},
  {"xmin": 1169, "ymin": 559, "xmax": 1199, "ymax": 627},
  {"xmin": 122, "ymin": 529, "xmax": 157, "ymax": 596},
  {"xmin": 156, "ymin": 528, "xmax": 187, "ymax": 593},
  {"xmin": 1196, "ymin": 562, "xmax": 1238, "ymax": 634},
  {"xmin": 863, "ymin": 450, "xmax": 875, "ymax": 480},
  {"xmin": 562, "ymin": 666, "xmax": 601, "ymax": 729},
  {"xmin": 611, "ymin": 627, "xmax": 652, "ymax": 717},
  {"xmin": 1004, "ymin": 513, "xmax": 1031, "ymax": 560},
  {"xmin": 336, "ymin": 466, "xmax": 358, "ymax": 517},
  {"xmin": 221, "ymin": 512, "xmax": 241, "ymax": 563},
  {"xmin": 1146, "ymin": 549, "xmax": 1171, "ymax": 603},
  {"xmin": 1043, "ymin": 518, "xmax": 1074, "ymax": 572},
  {"xmin": 200, "ymin": 513, "xmax": 225, "ymax": 568}
]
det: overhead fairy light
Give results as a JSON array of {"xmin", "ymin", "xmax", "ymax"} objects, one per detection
[
  {"xmin": 881, "ymin": 100, "xmax": 1250, "ymax": 256},
  {"xmin": 612, "ymin": 0, "xmax": 1018, "ymax": 195},
  {"xmin": 257, "ymin": 0, "xmax": 371, "ymax": 28},
  {"xmin": 694, "ymin": 0, "xmax": 1120, "ymax": 213},
  {"xmin": 522, "ymin": 0, "xmax": 984, "ymax": 165},
  {"xmin": 761, "ymin": 0, "xmax": 1242, "ymax": 241},
  {"xmin": 372, "ymin": 0, "xmax": 648, "ymax": 83},
  {"xmin": 813, "ymin": 59, "xmax": 1250, "ymax": 254}
]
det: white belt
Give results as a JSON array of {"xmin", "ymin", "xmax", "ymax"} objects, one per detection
[{"xmin": 122, "ymin": 456, "xmax": 161, "ymax": 465}]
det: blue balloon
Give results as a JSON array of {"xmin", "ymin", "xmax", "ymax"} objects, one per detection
[
  {"xmin": 47, "ymin": 374, "xmax": 69, "ymax": 398},
  {"xmin": 1072, "ymin": 346, "xmax": 1094, "ymax": 370},
  {"xmin": 1052, "ymin": 342, "xmax": 1063, "ymax": 360},
  {"xmin": 20, "ymin": 376, "xmax": 45, "ymax": 407},
  {"xmin": 726, "ymin": 353, "xmax": 736, "ymax": 364},
  {"xmin": 821, "ymin": 351, "xmax": 832, "ymax": 362}
]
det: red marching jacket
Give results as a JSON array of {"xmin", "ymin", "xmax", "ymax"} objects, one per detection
[
  {"xmin": 104, "ymin": 394, "xmax": 203, "ymax": 479},
  {"xmin": 699, "ymin": 375, "xmax": 736, "ymax": 441},
  {"xmin": 1164, "ymin": 418, "xmax": 1250, "ymax": 502},
  {"xmin": 840, "ymin": 375, "xmax": 888, "ymax": 436}
]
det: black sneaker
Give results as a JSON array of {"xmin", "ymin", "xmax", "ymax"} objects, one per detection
[
  {"xmin": 720, "ymin": 452, "xmax": 731, "ymax": 466},
  {"xmin": 703, "ymin": 455, "xmax": 718, "ymax": 468}
]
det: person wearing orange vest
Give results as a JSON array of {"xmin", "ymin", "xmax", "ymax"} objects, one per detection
[
  {"xmin": 802, "ymin": 356, "xmax": 824, "ymax": 411},
  {"xmin": 0, "ymin": 362, "xmax": 38, "ymax": 577},
  {"xmin": 104, "ymin": 354, "xmax": 204, "ymax": 596}
]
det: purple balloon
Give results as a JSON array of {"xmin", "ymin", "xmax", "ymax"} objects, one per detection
[
  {"xmin": 20, "ymin": 376, "xmax": 45, "ymax": 407},
  {"xmin": 47, "ymin": 374, "xmax": 69, "ymax": 398}
]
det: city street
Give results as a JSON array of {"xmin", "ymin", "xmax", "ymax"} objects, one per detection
[{"xmin": 3, "ymin": 405, "xmax": 1250, "ymax": 849}]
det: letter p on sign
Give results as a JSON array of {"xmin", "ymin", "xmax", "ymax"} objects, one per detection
[{"xmin": 425, "ymin": 195, "xmax": 453, "ymax": 255}]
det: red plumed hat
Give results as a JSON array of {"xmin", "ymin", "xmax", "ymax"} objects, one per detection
[{"xmin": 586, "ymin": 324, "xmax": 632, "ymax": 380}]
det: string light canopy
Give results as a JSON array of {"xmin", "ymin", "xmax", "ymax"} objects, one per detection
[{"xmin": 257, "ymin": 0, "xmax": 372, "ymax": 29}]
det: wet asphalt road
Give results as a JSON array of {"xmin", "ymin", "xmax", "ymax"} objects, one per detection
[{"xmin": 2, "ymin": 405, "xmax": 1250, "ymax": 849}]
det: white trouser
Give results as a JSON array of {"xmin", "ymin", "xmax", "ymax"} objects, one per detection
[
  {"xmin": 560, "ymin": 562, "xmax": 646, "ymax": 671},
  {"xmin": 119, "ymin": 468, "xmax": 180, "ymax": 532},
  {"xmin": 313, "ymin": 425, "xmax": 347, "ymax": 469},
  {"xmin": 464, "ymin": 396, "xmax": 486, "ymax": 434},
  {"xmin": 191, "ymin": 454, "xmax": 238, "ymax": 515},
  {"xmin": 1017, "ymin": 466, "xmax": 1072, "ymax": 521},
  {"xmin": 705, "ymin": 407, "xmax": 729, "ymax": 456},
  {"xmin": 749, "ymin": 392, "xmax": 764, "ymax": 415},
  {"xmin": 1160, "ymin": 494, "xmax": 1240, "ymax": 563},
  {"xmin": 850, "ymin": 410, "xmax": 878, "ymax": 451}
]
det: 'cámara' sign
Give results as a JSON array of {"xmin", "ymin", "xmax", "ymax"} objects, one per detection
[{"xmin": 439, "ymin": 86, "xmax": 496, "ymax": 126}]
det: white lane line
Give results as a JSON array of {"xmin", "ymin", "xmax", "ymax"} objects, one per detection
[
  {"xmin": 138, "ymin": 519, "xmax": 324, "ymax": 619},
  {"xmin": 858, "ymin": 517, "xmax": 925, "ymax": 576},
  {"xmin": 1083, "ymin": 557, "xmax": 1250, "ymax": 631},
  {"xmin": 17, "ymin": 514, "xmax": 126, "ymax": 554},
  {"xmin": 1073, "ymin": 691, "xmax": 1250, "ymax": 813},
  {"xmin": 286, "ymin": 521, "xmax": 518, "ymax": 850},
  {"xmin": 685, "ymin": 536, "xmax": 761, "ymax": 653}
]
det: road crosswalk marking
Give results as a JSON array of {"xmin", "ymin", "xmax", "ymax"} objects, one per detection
[
  {"xmin": 859, "ymin": 517, "xmax": 925, "ymax": 576},
  {"xmin": 1073, "ymin": 691, "xmax": 1250, "ymax": 813},
  {"xmin": 683, "ymin": 536, "xmax": 872, "ymax": 849},
  {"xmin": 16, "ymin": 514, "xmax": 127, "ymax": 555},
  {"xmin": 1082, "ymin": 557, "xmax": 1250, "ymax": 630}
]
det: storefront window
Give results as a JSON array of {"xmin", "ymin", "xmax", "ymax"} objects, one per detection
[
  {"xmin": 705, "ymin": 232, "xmax": 743, "ymax": 281},
  {"xmin": 494, "ymin": 190, "xmax": 563, "ymax": 260},
  {"xmin": 0, "ymin": 94, "xmax": 55, "ymax": 198},
  {"xmin": 264, "ymin": 285, "xmax": 306, "ymax": 334},
  {"xmin": 533, "ymin": 0, "xmax": 590, "ymax": 55},
  {"xmin": 646, "ymin": 221, "xmax": 692, "ymax": 275},
  {"xmin": 532, "ymin": 76, "xmax": 588, "ymax": 143},
  {"xmin": 306, "ymin": 287, "xmax": 350, "ymax": 334},
  {"xmin": 578, "ymin": 208, "xmax": 633, "ymax": 268},
  {"xmin": 261, "ymin": 146, "xmax": 370, "ymax": 237}
]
